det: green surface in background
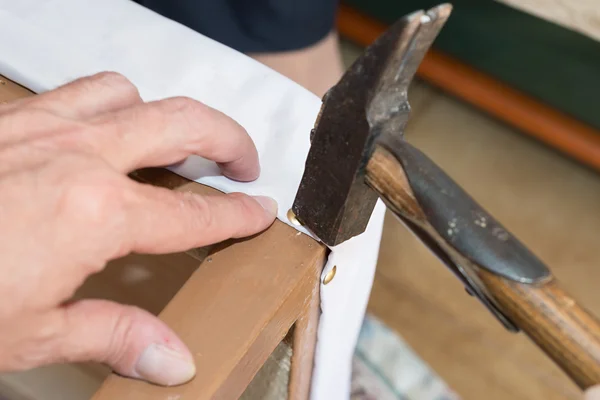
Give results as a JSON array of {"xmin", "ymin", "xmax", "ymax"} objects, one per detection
[{"xmin": 344, "ymin": 0, "xmax": 600, "ymax": 130}]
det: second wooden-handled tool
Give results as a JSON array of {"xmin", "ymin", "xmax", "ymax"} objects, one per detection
[{"xmin": 291, "ymin": 3, "xmax": 600, "ymax": 390}]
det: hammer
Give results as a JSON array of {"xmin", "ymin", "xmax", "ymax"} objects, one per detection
[{"xmin": 291, "ymin": 3, "xmax": 600, "ymax": 390}]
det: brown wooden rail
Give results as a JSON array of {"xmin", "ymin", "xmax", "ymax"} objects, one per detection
[{"xmin": 337, "ymin": 5, "xmax": 600, "ymax": 172}]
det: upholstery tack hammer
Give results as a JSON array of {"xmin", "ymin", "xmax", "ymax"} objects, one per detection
[{"xmin": 291, "ymin": 3, "xmax": 600, "ymax": 390}]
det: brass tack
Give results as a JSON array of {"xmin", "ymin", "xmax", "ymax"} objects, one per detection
[
  {"xmin": 323, "ymin": 265, "xmax": 337, "ymax": 285},
  {"xmin": 287, "ymin": 208, "xmax": 302, "ymax": 226},
  {"xmin": 0, "ymin": 80, "xmax": 5, "ymax": 85}
]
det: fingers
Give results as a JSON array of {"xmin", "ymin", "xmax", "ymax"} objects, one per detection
[
  {"xmin": 55, "ymin": 299, "xmax": 195, "ymax": 386},
  {"xmin": 0, "ymin": 73, "xmax": 143, "ymax": 147},
  {"xmin": 27, "ymin": 72, "xmax": 143, "ymax": 119},
  {"xmin": 89, "ymin": 97, "xmax": 260, "ymax": 181},
  {"xmin": 1, "ymin": 73, "xmax": 260, "ymax": 182},
  {"xmin": 118, "ymin": 182, "xmax": 276, "ymax": 255}
]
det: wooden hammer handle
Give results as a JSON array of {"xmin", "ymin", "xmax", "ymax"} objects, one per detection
[
  {"xmin": 480, "ymin": 269, "xmax": 600, "ymax": 388},
  {"xmin": 366, "ymin": 144, "xmax": 600, "ymax": 389}
]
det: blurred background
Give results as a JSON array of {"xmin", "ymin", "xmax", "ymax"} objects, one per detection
[{"xmin": 337, "ymin": 1, "xmax": 600, "ymax": 399}]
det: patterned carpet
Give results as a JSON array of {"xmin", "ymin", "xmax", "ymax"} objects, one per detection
[{"xmin": 352, "ymin": 315, "xmax": 459, "ymax": 400}]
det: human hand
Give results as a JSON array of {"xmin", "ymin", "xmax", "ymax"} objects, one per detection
[{"xmin": 0, "ymin": 72, "xmax": 277, "ymax": 386}]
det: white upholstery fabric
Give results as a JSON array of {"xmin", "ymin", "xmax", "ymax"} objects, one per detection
[{"xmin": 0, "ymin": 1, "xmax": 386, "ymax": 399}]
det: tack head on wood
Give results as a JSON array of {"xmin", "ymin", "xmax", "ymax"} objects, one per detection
[
  {"xmin": 322, "ymin": 266, "xmax": 337, "ymax": 285},
  {"xmin": 287, "ymin": 208, "xmax": 302, "ymax": 227}
]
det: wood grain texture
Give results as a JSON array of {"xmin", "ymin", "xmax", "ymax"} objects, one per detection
[
  {"xmin": 91, "ymin": 209, "xmax": 326, "ymax": 400},
  {"xmin": 336, "ymin": 6, "xmax": 600, "ymax": 172},
  {"xmin": 288, "ymin": 263, "xmax": 321, "ymax": 400},
  {"xmin": 97, "ymin": 133, "xmax": 328, "ymax": 400},
  {"xmin": 480, "ymin": 270, "xmax": 600, "ymax": 389},
  {"xmin": 366, "ymin": 145, "xmax": 600, "ymax": 390}
]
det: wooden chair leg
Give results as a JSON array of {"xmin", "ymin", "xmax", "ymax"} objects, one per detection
[{"xmin": 288, "ymin": 264, "xmax": 322, "ymax": 400}]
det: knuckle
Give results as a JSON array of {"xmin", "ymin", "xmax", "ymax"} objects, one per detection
[
  {"xmin": 229, "ymin": 192, "xmax": 254, "ymax": 211},
  {"xmin": 232, "ymin": 192, "xmax": 257, "ymax": 211},
  {"xmin": 182, "ymin": 192, "xmax": 214, "ymax": 230},
  {"xmin": 139, "ymin": 97, "xmax": 206, "ymax": 140},
  {"xmin": 103, "ymin": 306, "xmax": 138, "ymax": 365},
  {"xmin": 7, "ymin": 315, "xmax": 66, "ymax": 369},
  {"xmin": 162, "ymin": 96, "xmax": 206, "ymax": 114},
  {"xmin": 91, "ymin": 72, "xmax": 141, "ymax": 100},
  {"xmin": 92, "ymin": 71, "xmax": 129, "ymax": 86},
  {"xmin": 60, "ymin": 181, "xmax": 126, "ymax": 227},
  {"xmin": 160, "ymin": 97, "xmax": 210, "ymax": 129}
]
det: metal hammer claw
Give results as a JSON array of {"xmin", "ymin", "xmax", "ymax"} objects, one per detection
[{"xmin": 292, "ymin": 3, "xmax": 600, "ymax": 390}]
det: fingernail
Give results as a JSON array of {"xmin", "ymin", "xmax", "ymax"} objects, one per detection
[
  {"xmin": 135, "ymin": 343, "xmax": 196, "ymax": 386},
  {"xmin": 253, "ymin": 196, "xmax": 278, "ymax": 216}
]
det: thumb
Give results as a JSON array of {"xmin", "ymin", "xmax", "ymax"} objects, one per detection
[
  {"xmin": 586, "ymin": 386, "xmax": 600, "ymax": 400},
  {"xmin": 58, "ymin": 299, "xmax": 195, "ymax": 386}
]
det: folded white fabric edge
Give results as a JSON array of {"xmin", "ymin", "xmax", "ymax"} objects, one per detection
[{"xmin": 0, "ymin": 1, "xmax": 386, "ymax": 399}]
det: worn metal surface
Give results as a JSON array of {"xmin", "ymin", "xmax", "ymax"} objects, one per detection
[
  {"xmin": 383, "ymin": 138, "xmax": 551, "ymax": 284},
  {"xmin": 375, "ymin": 137, "xmax": 553, "ymax": 331},
  {"xmin": 292, "ymin": 4, "xmax": 452, "ymax": 246},
  {"xmin": 291, "ymin": 3, "xmax": 555, "ymax": 331}
]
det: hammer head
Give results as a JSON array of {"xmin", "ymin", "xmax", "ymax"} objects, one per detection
[{"xmin": 291, "ymin": 4, "xmax": 452, "ymax": 247}]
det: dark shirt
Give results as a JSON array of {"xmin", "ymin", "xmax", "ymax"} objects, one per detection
[{"xmin": 134, "ymin": 0, "xmax": 338, "ymax": 53}]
